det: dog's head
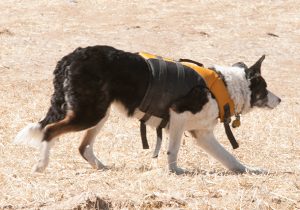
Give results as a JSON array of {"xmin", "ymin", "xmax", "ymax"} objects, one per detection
[{"xmin": 233, "ymin": 55, "xmax": 281, "ymax": 109}]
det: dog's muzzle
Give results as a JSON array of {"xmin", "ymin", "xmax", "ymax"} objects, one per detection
[{"xmin": 267, "ymin": 91, "xmax": 281, "ymax": 109}]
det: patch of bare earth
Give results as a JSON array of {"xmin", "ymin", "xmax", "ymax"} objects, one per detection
[{"xmin": 0, "ymin": 0, "xmax": 299, "ymax": 209}]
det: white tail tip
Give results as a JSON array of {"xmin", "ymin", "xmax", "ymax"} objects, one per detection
[{"xmin": 14, "ymin": 123, "xmax": 44, "ymax": 149}]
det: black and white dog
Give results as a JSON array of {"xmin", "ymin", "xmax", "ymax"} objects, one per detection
[{"xmin": 14, "ymin": 46, "xmax": 281, "ymax": 174}]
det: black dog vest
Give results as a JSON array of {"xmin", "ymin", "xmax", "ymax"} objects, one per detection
[
  {"xmin": 138, "ymin": 53, "xmax": 207, "ymax": 154},
  {"xmin": 138, "ymin": 53, "xmax": 207, "ymax": 126}
]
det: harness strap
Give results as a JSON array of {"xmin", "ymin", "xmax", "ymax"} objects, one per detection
[
  {"xmin": 140, "ymin": 113, "xmax": 151, "ymax": 122},
  {"xmin": 223, "ymin": 104, "xmax": 239, "ymax": 149},
  {"xmin": 140, "ymin": 57, "xmax": 168, "ymax": 150},
  {"xmin": 158, "ymin": 118, "xmax": 168, "ymax": 128},
  {"xmin": 140, "ymin": 121, "xmax": 149, "ymax": 149},
  {"xmin": 179, "ymin": 58, "xmax": 203, "ymax": 67},
  {"xmin": 152, "ymin": 128, "xmax": 163, "ymax": 158}
]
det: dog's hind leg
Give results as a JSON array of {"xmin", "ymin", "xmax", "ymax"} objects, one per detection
[
  {"xmin": 192, "ymin": 130, "xmax": 247, "ymax": 173},
  {"xmin": 79, "ymin": 108, "xmax": 110, "ymax": 170},
  {"xmin": 33, "ymin": 110, "xmax": 78, "ymax": 172},
  {"xmin": 33, "ymin": 102, "xmax": 110, "ymax": 172}
]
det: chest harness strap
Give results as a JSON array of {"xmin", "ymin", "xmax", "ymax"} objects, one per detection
[{"xmin": 140, "ymin": 56, "xmax": 169, "ymax": 154}]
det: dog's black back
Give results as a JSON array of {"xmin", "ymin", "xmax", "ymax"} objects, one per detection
[{"xmin": 40, "ymin": 46, "xmax": 149, "ymax": 129}]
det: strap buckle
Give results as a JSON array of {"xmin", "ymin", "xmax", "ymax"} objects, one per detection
[{"xmin": 223, "ymin": 104, "xmax": 239, "ymax": 149}]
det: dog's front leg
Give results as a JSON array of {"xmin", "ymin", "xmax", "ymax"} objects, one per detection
[
  {"xmin": 167, "ymin": 111, "xmax": 186, "ymax": 175},
  {"xmin": 193, "ymin": 130, "xmax": 247, "ymax": 173}
]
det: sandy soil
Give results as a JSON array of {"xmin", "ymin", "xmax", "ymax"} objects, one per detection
[{"xmin": 0, "ymin": 0, "xmax": 299, "ymax": 209}]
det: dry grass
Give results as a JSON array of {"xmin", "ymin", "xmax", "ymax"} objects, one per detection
[{"xmin": 0, "ymin": 0, "xmax": 299, "ymax": 209}]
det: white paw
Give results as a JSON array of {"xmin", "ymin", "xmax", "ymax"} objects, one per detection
[
  {"xmin": 149, "ymin": 158, "xmax": 158, "ymax": 169},
  {"xmin": 32, "ymin": 162, "xmax": 47, "ymax": 173},
  {"xmin": 93, "ymin": 159, "xmax": 107, "ymax": 170},
  {"xmin": 169, "ymin": 166, "xmax": 187, "ymax": 175},
  {"xmin": 82, "ymin": 148, "xmax": 106, "ymax": 170},
  {"xmin": 245, "ymin": 167, "xmax": 269, "ymax": 175}
]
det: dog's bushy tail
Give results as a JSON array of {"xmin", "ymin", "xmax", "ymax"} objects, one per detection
[
  {"xmin": 14, "ymin": 123, "xmax": 44, "ymax": 148},
  {"xmin": 14, "ymin": 54, "xmax": 71, "ymax": 148}
]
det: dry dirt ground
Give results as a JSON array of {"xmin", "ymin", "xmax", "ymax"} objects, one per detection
[{"xmin": 0, "ymin": 0, "xmax": 300, "ymax": 209}]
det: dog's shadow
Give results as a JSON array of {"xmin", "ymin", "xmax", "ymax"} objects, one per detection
[
  {"xmin": 173, "ymin": 168, "xmax": 238, "ymax": 176},
  {"xmin": 80, "ymin": 163, "xmax": 271, "ymax": 176},
  {"xmin": 140, "ymin": 166, "xmax": 272, "ymax": 176},
  {"xmin": 109, "ymin": 164, "xmax": 238, "ymax": 176}
]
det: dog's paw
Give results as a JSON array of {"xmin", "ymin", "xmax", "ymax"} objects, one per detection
[
  {"xmin": 150, "ymin": 158, "xmax": 158, "ymax": 169},
  {"xmin": 93, "ymin": 160, "xmax": 108, "ymax": 171},
  {"xmin": 169, "ymin": 166, "xmax": 188, "ymax": 175},
  {"xmin": 32, "ymin": 162, "xmax": 47, "ymax": 173},
  {"xmin": 245, "ymin": 167, "xmax": 269, "ymax": 175},
  {"xmin": 229, "ymin": 165, "xmax": 268, "ymax": 175}
]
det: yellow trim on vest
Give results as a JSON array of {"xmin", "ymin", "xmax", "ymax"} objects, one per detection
[
  {"xmin": 139, "ymin": 52, "xmax": 157, "ymax": 59},
  {"xmin": 181, "ymin": 62, "xmax": 235, "ymax": 122},
  {"xmin": 139, "ymin": 52, "xmax": 235, "ymax": 122},
  {"xmin": 139, "ymin": 52, "xmax": 173, "ymax": 62}
]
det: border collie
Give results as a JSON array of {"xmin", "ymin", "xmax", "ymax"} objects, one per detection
[{"xmin": 14, "ymin": 46, "xmax": 281, "ymax": 174}]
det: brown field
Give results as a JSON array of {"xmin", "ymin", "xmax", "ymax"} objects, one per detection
[{"xmin": 1, "ymin": 0, "xmax": 299, "ymax": 209}]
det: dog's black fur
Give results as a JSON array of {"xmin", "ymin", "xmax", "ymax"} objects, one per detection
[
  {"xmin": 171, "ymin": 87, "xmax": 209, "ymax": 114},
  {"xmin": 40, "ymin": 46, "xmax": 148, "ymax": 130},
  {"xmin": 39, "ymin": 45, "xmax": 209, "ymax": 138}
]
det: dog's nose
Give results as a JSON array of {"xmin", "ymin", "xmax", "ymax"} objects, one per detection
[{"xmin": 278, "ymin": 98, "xmax": 281, "ymax": 103}]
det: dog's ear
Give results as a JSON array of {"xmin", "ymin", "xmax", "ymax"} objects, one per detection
[
  {"xmin": 249, "ymin": 55, "xmax": 265, "ymax": 74},
  {"xmin": 232, "ymin": 62, "xmax": 248, "ymax": 69},
  {"xmin": 246, "ymin": 55, "xmax": 265, "ymax": 78}
]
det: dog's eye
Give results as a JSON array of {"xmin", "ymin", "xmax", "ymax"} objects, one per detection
[
  {"xmin": 256, "ymin": 94, "xmax": 262, "ymax": 100},
  {"xmin": 262, "ymin": 90, "xmax": 268, "ymax": 98},
  {"xmin": 257, "ymin": 90, "xmax": 268, "ymax": 100}
]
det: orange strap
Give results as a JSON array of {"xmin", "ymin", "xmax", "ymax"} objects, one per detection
[{"xmin": 181, "ymin": 62, "xmax": 235, "ymax": 122}]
